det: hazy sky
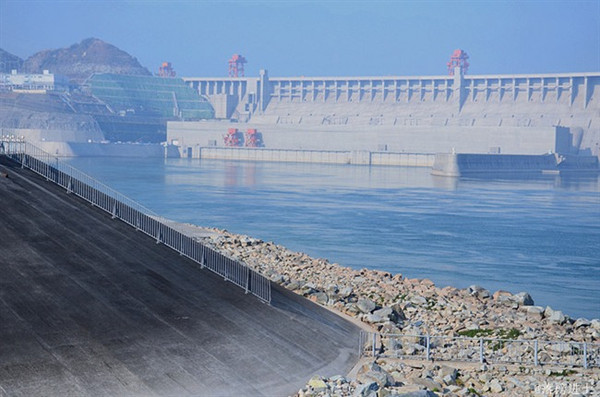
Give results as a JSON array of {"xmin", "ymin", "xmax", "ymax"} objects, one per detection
[{"xmin": 1, "ymin": 0, "xmax": 598, "ymax": 77}]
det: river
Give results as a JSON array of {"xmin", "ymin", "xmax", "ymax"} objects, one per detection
[{"xmin": 65, "ymin": 157, "xmax": 600, "ymax": 320}]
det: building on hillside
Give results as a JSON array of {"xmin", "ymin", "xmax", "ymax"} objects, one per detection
[{"xmin": 0, "ymin": 70, "xmax": 69, "ymax": 93}]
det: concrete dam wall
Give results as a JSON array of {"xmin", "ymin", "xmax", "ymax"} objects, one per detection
[
  {"xmin": 0, "ymin": 155, "xmax": 361, "ymax": 396},
  {"xmin": 432, "ymin": 153, "xmax": 600, "ymax": 177},
  {"xmin": 175, "ymin": 71, "xmax": 600, "ymax": 159}
]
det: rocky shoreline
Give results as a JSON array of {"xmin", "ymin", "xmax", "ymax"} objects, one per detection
[{"xmin": 177, "ymin": 223, "xmax": 599, "ymax": 396}]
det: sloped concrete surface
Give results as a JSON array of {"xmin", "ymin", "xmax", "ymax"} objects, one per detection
[{"xmin": 0, "ymin": 156, "xmax": 360, "ymax": 396}]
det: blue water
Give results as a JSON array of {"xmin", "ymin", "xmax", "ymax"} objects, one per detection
[{"xmin": 65, "ymin": 157, "xmax": 600, "ymax": 320}]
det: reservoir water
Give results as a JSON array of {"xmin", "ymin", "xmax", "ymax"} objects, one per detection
[{"xmin": 66, "ymin": 157, "xmax": 600, "ymax": 320}]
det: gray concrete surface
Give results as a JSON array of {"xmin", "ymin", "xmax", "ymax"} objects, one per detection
[
  {"xmin": 179, "ymin": 71, "xmax": 600, "ymax": 158},
  {"xmin": 0, "ymin": 156, "xmax": 360, "ymax": 397},
  {"xmin": 168, "ymin": 121, "xmax": 568, "ymax": 156}
]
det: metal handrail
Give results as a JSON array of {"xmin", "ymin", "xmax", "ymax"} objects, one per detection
[
  {"xmin": 0, "ymin": 136, "xmax": 271, "ymax": 303},
  {"xmin": 360, "ymin": 331, "xmax": 600, "ymax": 369}
]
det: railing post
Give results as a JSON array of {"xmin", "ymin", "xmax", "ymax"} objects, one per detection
[
  {"xmin": 112, "ymin": 200, "xmax": 117, "ymax": 219},
  {"xmin": 426, "ymin": 334, "xmax": 431, "ymax": 361},
  {"xmin": 66, "ymin": 177, "xmax": 72, "ymax": 194},
  {"xmin": 479, "ymin": 338, "xmax": 484, "ymax": 364},
  {"xmin": 156, "ymin": 224, "xmax": 161, "ymax": 244},
  {"xmin": 359, "ymin": 332, "xmax": 364, "ymax": 358},
  {"xmin": 372, "ymin": 333, "xmax": 377, "ymax": 358},
  {"xmin": 534, "ymin": 340, "xmax": 538, "ymax": 366},
  {"xmin": 245, "ymin": 268, "xmax": 250, "ymax": 294},
  {"xmin": 583, "ymin": 342, "xmax": 588, "ymax": 369}
]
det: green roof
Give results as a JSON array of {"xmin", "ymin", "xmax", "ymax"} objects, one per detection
[{"xmin": 88, "ymin": 74, "xmax": 214, "ymax": 120}]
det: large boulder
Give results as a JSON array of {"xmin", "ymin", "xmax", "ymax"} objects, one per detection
[
  {"xmin": 410, "ymin": 295, "xmax": 428, "ymax": 305},
  {"xmin": 411, "ymin": 377, "xmax": 443, "ymax": 391},
  {"xmin": 389, "ymin": 302, "xmax": 408, "ymax": 322},
  {"xmin": 468, "ymin": 285, "xmax": 491, "ymax": 299},
  {"xmin": 438, "ymin": 365, "xmax": 458, "ymax": 385},
  {"xmin": 489, "ymin": 378, "xmax": 504, "ymax": 393},
  {"xmin": 512, "ymin": 292, "xmax": 534, "ymax": 306},
  {"xmin": 372, "ymin": 307, "xmax": 402, "ymax": 323},
  {"xmin": 526, "ymin": 306, "xmax": 545, "ymax": 320},
  {"xmin": 545, "ymin": 307, "xmax": 567, "ymax": 324},
  {"xmin": 352, "ymin": 382, "xmax": 378, "ymax": 397},
  {"xmin": 310, "ymin": 291, "xmax": 329, "ymax": 305},
  {"xmin": 573, "ymin": 318, "xmax": 591, "ymax": 328},
  {"xmin": 356, "ymin": 362, "xmax": 395, "ymax": 387},
  {"xmin": 339, "ymin": 286, "xmax": 353, "ymax": 299},
  {"xmin": 356, "ymin": 298, "xmax": 377, "ymax": 314},
  {"xmin": 307, "ymin": 375, "xmax": 328, "ymax": 392}
]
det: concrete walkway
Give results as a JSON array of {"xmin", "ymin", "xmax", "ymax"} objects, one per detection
[{"xmin": 0, "ymin": 156, "xmax": 360, "ymax": 397}]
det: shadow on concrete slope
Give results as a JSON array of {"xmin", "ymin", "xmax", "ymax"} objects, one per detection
[{"xmin": 0, "ymin": 156, "xmax": 360, "ymax": 397}]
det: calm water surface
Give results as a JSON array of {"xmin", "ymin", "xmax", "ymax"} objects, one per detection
[{"xmin": 66, "ymin": 157, "xmax": 600, "ymax": 319}]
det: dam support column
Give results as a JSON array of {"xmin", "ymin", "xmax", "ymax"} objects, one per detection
[
  {"xmin": 431, "ymin": 153, "xmax": 460, "ymax": 177},
  {"xmin": 259, "ymin": 69, "xmax": 270, "ymax": 113},
  {"xmin": 454, "ymin": 66, "xmax": 466, "ymax": 113}
]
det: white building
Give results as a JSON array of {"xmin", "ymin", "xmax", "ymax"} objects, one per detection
[{"xmin": 0, "ymin": 70, "xmax": 69, "ymax": 93}]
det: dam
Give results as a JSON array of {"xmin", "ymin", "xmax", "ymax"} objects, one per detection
[
  {"xmin": 170, "ymin": 67, "xmax": 600, "ymax": 169},
  {"xmin": 0, "ymin": 142, "xmax": 361, "ymax": 396}
]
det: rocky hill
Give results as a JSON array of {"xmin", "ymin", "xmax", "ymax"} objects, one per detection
[
  {"xmin": 0, "ymin": 48, "xmax": 23, "ymax": 73},
  {"xmin": 21, "ymin": 38, "xmax": 151, "ymax": 83}
]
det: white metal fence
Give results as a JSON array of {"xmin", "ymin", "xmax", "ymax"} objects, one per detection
[
  {"xmin": 0, "ymin": 136, "xmax": 271, "ymax": 303},
  {"xmin": 360, "ymin": 332, "xmax": 600, "ymax": 369}
]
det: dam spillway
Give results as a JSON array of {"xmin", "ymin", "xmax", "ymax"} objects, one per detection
[
  {"xmin": 172, "ymin": 70, "xmax": 600, "ymax": 159},
  {"xmin": 0, "ymin": 154, "xmax": 360, "ymax": 396}
]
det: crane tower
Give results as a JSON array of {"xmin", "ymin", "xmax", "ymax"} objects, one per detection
[
  {"xmin": 158, "ymin": 62, "xmax": 176, "ymax": 77},
  {"xmin": 228, "ymin": 54, "xmax": 247, "ymax": 77},
  {"xmin": 447, "ymin": 49, "xmax": 469, "ymax": 76}
]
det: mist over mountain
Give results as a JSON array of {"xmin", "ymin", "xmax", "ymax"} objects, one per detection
[
  {"xmin": 19, "ymin": 38, "xmax": 151, "ymax": 83},
  {"xmin": 0, "ymin": 48, "xmax": 24, "ymax": 73}
]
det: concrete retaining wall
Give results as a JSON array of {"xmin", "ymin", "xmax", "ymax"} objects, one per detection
[
  {"xmin": 432, "ymin": 153, "xmax": 599, "ymax": 177},
  {"xmin": 195, "ymin": 146, "xmax": 435, "ymax": 167},
  {"xmin": 168, "ymin": 121, "xmax": 568, "ymax": 155}
]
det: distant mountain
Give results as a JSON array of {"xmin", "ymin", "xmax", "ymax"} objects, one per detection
[
  {"xmin": 22, "ymin": 38, "xmax": 151, "ymax": 83},
  {"xmin": 0, "ymin": 49, "xmax": 24, "ymax": 73}
]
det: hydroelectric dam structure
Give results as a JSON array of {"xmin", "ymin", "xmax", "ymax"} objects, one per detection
[
  {"xmin": 170, "ymin": 67, "xmax": 600, "ymax": 171},
  {"xmin": 0, "ymin": 140, "xmax": 360, "ymax": 396}
]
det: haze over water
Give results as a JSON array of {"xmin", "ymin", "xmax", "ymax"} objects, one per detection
[{"xmin": 67, "ymin": 157, "xmax": 600, "ymax": 320}]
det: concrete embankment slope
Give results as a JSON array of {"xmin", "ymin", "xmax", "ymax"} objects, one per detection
[{"xmin": 0, "ymin": 156, "xmax": 360, "ymax": 397}]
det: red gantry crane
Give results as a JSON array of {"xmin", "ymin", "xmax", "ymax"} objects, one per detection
[
  {"xmin": 224, "ymin": 128, "xmax": 243, "ymax": 146},
  {"xmin": 158, "ymin": 62, "xmax": 176, "ymax": 77},
  {"xmin": 228, "ymin": 54, "xmax": 247, "ymax": 77},
  {"xmin": 244, "ymin": 129, "xmax": 263, "ymax": 147},
  {"xmin": 447, "ymin": 49, "xmax": 469, "ymax": 76}
]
